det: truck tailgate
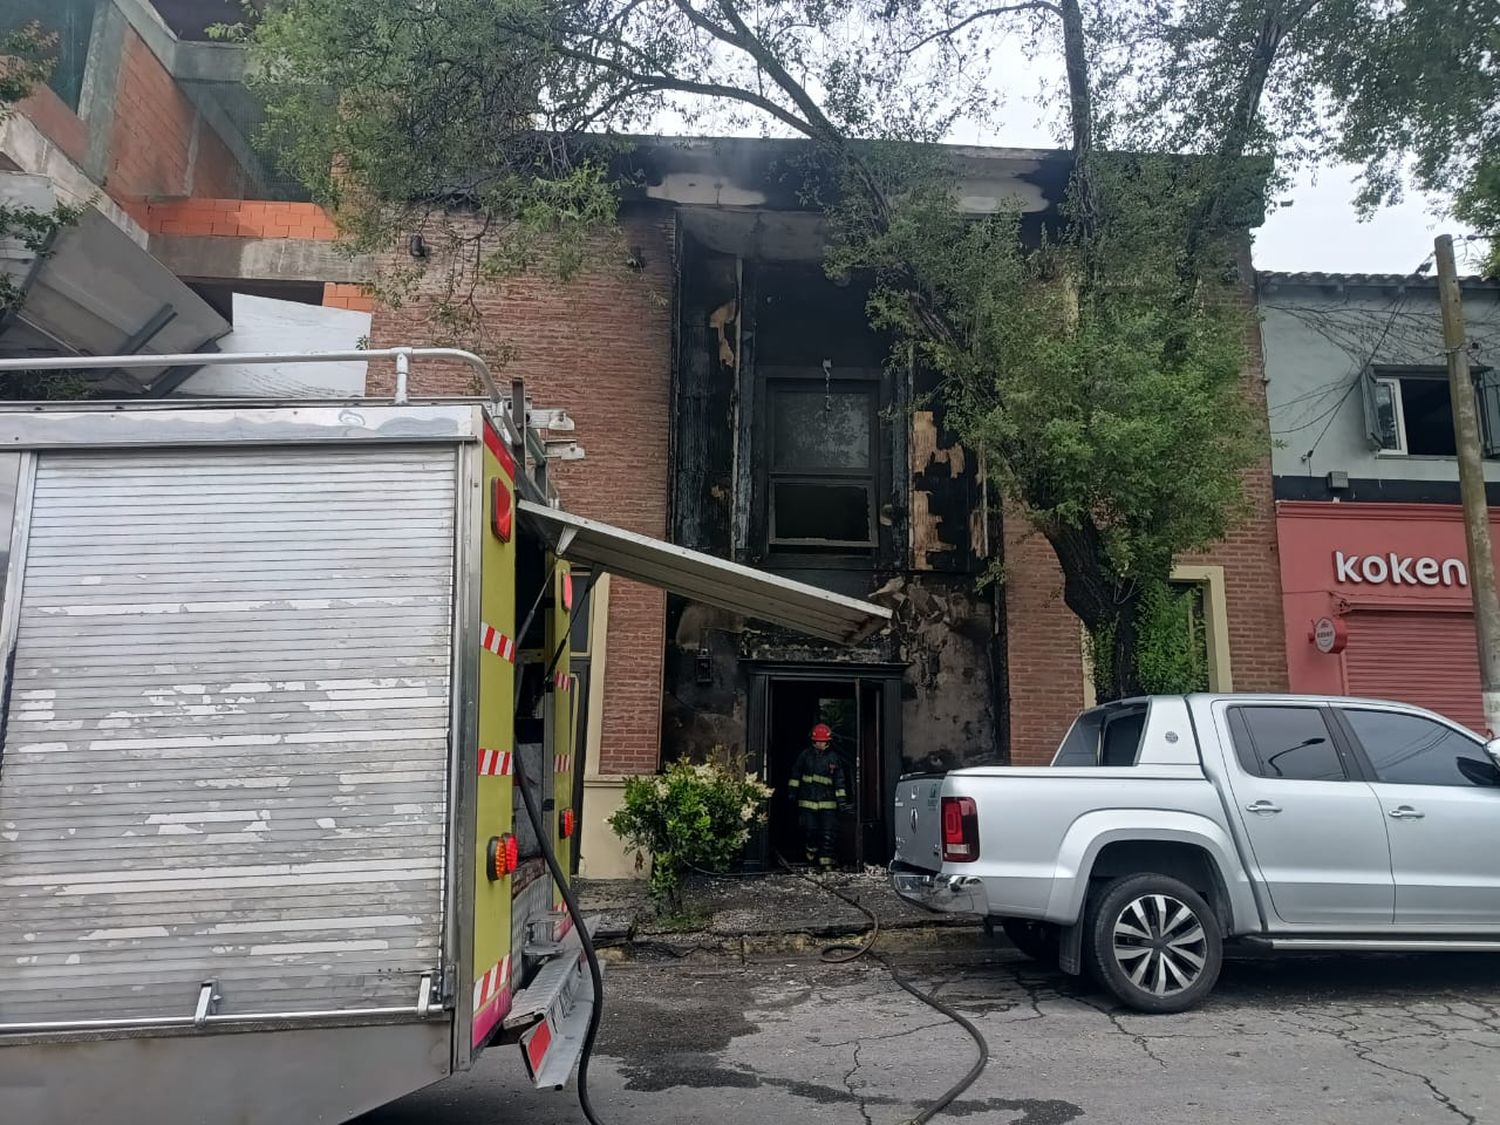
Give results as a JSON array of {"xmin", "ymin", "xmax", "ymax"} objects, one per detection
[{"xmin": 892, "ymin": 773, "xmax": 945, "ymax": 872}]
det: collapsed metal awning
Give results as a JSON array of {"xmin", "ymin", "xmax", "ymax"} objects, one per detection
[
  {"xmin": 0, "ymin": 173, "xmax": 229, "ymax": 392},
  {"xmin": 518, "ymin": 500, "xmax": 892, "ymax": 644}
]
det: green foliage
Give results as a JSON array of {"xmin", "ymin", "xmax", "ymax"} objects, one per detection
[
  {"xmin": 256, "ymin": 0, "xmax": 1478, "ymax": 693},
  {"xmin": 1094, "ymin": 0, "xmax": 1499, "ymax": 270},
  {"xmin": 244, "ymin": 0, "xmax": 621, "ymax": 328},
  {"xmin": 0, "ymin": 22, "xmax": 84, "ymax": 355},
  {"xmin": 1133, "ymin": 581, "xmax": 1210, "ymax": 695},
  {"xmin": 0, "ymin": 23, "xmax": 54, "ymax": 112},
  {"xmin": 608, "ymin": 758, "xmax": 772, "ymax": 912},
  {"xmin": 0, "ymin": 198, "xmax": 81, "ymax": 318},
  {"xmin": 831, "ymin": 148, "xmax": 1262, "ymax": 697}
]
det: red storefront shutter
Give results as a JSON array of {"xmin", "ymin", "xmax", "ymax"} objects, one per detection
[{"xmin": 1342, "ymin": 611, "xmax": 1486, "ymax": 734}]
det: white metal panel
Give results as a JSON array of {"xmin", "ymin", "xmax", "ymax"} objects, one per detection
[
  {"xmin": 0, "ymin": 446, "xmax": 457, "ymax": 1023},
  {"xmin": 517, "ymin": 500, "xmax": 892, "ymax": 644},
  {"xmin": 175, "ymin": 295, "xmax": 371, "ymax": 398}
]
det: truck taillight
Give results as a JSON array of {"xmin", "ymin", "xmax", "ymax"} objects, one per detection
[
  {"xmin": 486, "ymin": 833, "xmax": 519, "ymax": 880},
  {"xmin": 560, "ymin": 808, "xmax": 576, "ymax": 840},
  {"xmin": 491, "ymin": 479, "xmax": 513, "ymax": 542},
  {"xmin": 941, "ymin": 796, "xmax": 980, "ymax": 863}
]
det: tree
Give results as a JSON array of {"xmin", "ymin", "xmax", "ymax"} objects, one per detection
[
  {"xmin": 1090, "ymin": 0, "xmax": 1500, "ymax": 273},
  {"xmin": 242, "ymin": 0, "xmax": 1477, "ymax": 697}
]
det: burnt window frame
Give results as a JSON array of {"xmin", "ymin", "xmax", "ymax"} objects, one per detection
[{"xmin": 758, "ymin": 368, "xmax": 883, "ymax": 554}]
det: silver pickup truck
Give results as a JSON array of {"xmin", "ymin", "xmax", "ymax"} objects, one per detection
[{"xmin": 892, "ymin": 693, "xmax": 1500, "ymax": 1012}]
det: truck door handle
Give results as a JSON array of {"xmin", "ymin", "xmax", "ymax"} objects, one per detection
[
  {"xmin": 1245, "ymin": 800, "xmax": 1282, "ymax": 815},
  {"xmin": 1388, "ymin": 806, "xmax": 1425, "ymax": 819}
]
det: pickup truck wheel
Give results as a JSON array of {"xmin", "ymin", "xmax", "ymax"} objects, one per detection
[
  {"xmin": 1000, "ymin": 919, "xmax": 1061, "ymax": 966},
  {"xmin": 1084, "ymin": 874, "xmax": 1222, "ymax": 1014}
]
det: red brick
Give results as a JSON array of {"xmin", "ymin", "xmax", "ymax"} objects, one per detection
[{"xmin": 369, "ymin": 213, "xmax": 675, "ymax": 777}]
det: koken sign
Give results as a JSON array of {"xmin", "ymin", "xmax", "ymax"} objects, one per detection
[{"xmin": 1333, "ymin": 551, "xmax": 1469, "ymax": 587}]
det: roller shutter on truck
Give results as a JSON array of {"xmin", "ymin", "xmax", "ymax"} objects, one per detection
[{"xmin": 0, "ymin": 446, "xmax": 457, "ymax": 1024}]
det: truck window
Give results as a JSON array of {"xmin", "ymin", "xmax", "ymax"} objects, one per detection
[
  {"xmin": 1230, "ymin": 706, "xmax": 1346, "ymax": 781},
  {"xmin": 1052, "ymin": 704, "xmax": 1147, "ymax": 766},
  {"xmin": 1341, "ymin": 709, "xmax": 1500, "ymax": 788}
]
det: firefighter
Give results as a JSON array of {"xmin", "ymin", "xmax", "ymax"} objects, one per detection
[{"xmin": 788, "ymin": 723, "xmax": 849, "ymax": 868}]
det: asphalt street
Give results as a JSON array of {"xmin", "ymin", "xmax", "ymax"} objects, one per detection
[{"xmin": 358, "ymin": 947, "xmax": 1500, "ymax": 1125}]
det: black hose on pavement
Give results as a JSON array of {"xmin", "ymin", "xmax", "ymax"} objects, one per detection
[{"xmin": 774, "ymin": 855, "xmax": 991, "ymax": 1125}]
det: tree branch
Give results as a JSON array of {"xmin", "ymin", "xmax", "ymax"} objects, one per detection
[
  {"xmin": 548, "ymin": 39, "xmax": 819, "ymax": 138},
  {"xmin": 901, "ymin": 2, "xmax": 1062, "ymax": 55},
  {"xmin": 668, "ymin": 0, "xmax": 742, "ymax": 46},
  {"xmin": 710, "ymin": 0, "xmax": 842, "ymax": 141}
]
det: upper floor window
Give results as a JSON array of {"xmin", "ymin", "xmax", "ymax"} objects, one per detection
[
  {"xmin": 1365, "ymin": 365, "xmax": 1500, "ymax": 458},
  {"xmin": 767, "ymin": 381, "xmax": 877, "ymax": 549}
]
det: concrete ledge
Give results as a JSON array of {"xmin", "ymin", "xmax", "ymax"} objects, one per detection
[{"xmin": 151, "ymin": 233, "xmax": 373, "ymax": 283}]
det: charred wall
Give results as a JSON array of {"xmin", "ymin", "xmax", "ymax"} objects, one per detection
[{"xmin": 664, "ymin": 231, "xmax": 1006, "ymax": 777}]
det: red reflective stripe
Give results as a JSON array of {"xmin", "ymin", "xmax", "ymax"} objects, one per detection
[
  {"xmin": 525, "ymin": 1018, "xmax": 553, "ymax": 1075},
  {"xmin": 470, "ymin": 954, "xmax": 513, "ymax": 1048},
  {"xmin": 480, "ymin": 624, "xmax": 517, "ymax": 662},
  {"xmin": 483, "ymin": 420, "xmax": 517, "ymax": 479},
  {"xmin": 478, "ymin": 749, "xmax": 513, "ymax": 776}
]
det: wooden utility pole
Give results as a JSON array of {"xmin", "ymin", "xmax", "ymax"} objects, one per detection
[{"xmin": 1436, "ymin": 233, "xmax": 1500, "ymax": 735}]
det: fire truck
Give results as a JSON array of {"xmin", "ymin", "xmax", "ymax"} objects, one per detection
[{"xmin": 0, "ymin": 349, "xmax": 890, "ymax": 1123}]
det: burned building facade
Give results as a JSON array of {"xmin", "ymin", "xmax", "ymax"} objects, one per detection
[{"xmin": 650, "ymin": 140, "xmax": 1080, "ymax": 866}]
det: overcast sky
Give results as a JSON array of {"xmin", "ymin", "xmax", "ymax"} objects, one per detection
[{"xmin": 939, "ymin": 35, "xmax": 1482, "ymax": 277}]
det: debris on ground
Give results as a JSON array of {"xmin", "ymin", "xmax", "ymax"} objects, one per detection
[{"xmin": 577, "ymin": 869, "xmax": 985, "ymax": 957}]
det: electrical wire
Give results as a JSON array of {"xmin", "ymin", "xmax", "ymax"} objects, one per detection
[{"xmin": 1279, "ymin": 252, "xmax": 1438, "ymax": 465}]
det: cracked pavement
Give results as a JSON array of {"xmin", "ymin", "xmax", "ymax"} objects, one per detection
[{"xmin": 358, "ymin": 947, "xmax": 1500, "ymax": 1124}]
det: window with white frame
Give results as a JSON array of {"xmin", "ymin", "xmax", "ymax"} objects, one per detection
[{"xmin": 1365, "ymin": 365, "xmax": 1500, "ymax": 457}]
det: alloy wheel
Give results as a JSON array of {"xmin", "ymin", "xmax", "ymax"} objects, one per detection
[{"xmin": 1110, "ymin": 893, "xmax": 1207, "ymax": 997}]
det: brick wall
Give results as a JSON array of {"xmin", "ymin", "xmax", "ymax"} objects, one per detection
[
  {"xmin": 1004, "ymin": 514, "xmax": 1088, "ymax": 765},
  {"xmin": 1182, "ymin": 277, "xmax": 1289, "ymax": 697},
  {"xmin": 1005, "ymin": 275, "xmax": 1288, "ymax": 765},
  {"xmin": 11, "ymin": 26, "xmax": 258, "ymax": 220},
  {"xmin": 322, "ymin": 283, "xmax": 375, "ymax": 312},
  {"xmin": 369, "ymin": 210, "xmax": 677, "ymax": 777},
  {"xmin": 143, "ymin": 199, "xmax": 337, "ymax": 239}
]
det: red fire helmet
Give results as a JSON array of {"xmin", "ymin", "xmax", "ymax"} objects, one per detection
[{"xmin": 810, "ymin": 723, "xmax": 833, "ymax": 743}]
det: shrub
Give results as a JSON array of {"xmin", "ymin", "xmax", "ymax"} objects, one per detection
[{"xmin": 608, "ymin": 757, "xmax": 772, "ymax": 911}]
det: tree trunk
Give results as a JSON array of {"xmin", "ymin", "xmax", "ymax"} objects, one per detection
[
  {"xmin": 1041, "ymin": 517, "xmax": 1149, "ymax": 702},
  {"xmin": 1099, "ymin": 595, "xmax": 1146, "ymax": 700},
  {"xmin": 1057, "ymin": 0, "xmax": 1098, "ymax": 255}
]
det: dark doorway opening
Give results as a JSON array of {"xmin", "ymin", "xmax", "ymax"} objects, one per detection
[
  {"xmin": 768, "ymin": 678, "xmax": 857, "ymax": 865},
  {"xmin": 756, "ymin": 670, "xmax": 900, "ymax": 869}
]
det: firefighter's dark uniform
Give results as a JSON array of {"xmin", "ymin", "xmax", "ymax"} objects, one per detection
[{"xmin": 788, "ymin": 746, "xmax": 849, "ymax": 867}]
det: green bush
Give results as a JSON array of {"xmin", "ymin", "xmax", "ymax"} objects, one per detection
[{"xmin": 609, "ymin": 758, "xmax": 772, "ymax": 911}]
